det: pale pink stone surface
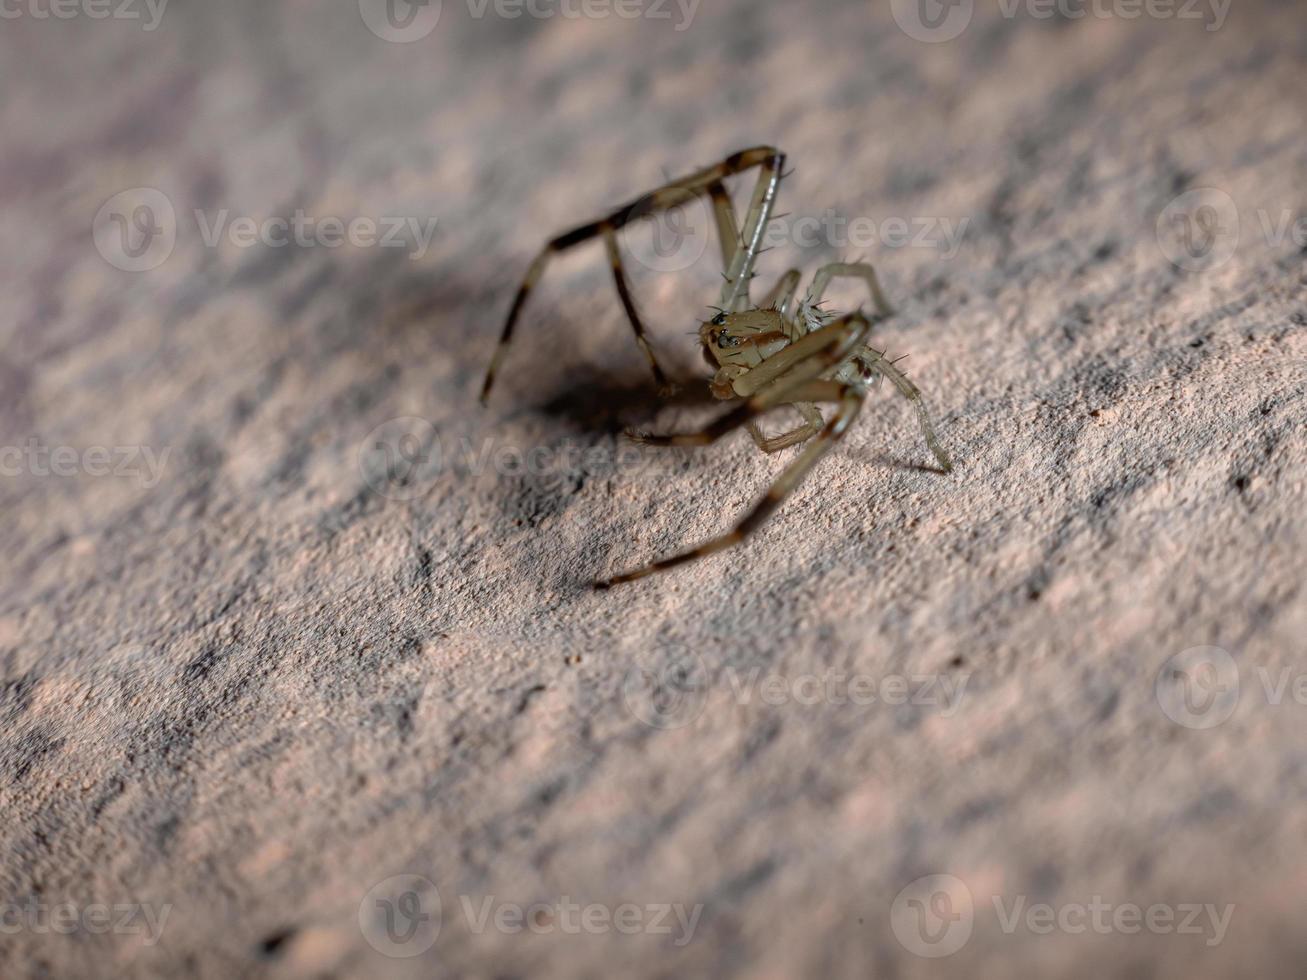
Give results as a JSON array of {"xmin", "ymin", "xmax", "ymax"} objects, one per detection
[{"xmin": 1, "ymin": 1, "xmax": 1304, "ymax": 977}]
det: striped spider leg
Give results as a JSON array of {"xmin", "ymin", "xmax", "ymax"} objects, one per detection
[{"xmin": 479, "ymin": 146, "xmax": 786, "ymax": 402}]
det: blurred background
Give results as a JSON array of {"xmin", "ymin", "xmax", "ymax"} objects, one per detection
[{"xmin": 1, "ymin": 0, "xmax": 1304, "ymax": 977}]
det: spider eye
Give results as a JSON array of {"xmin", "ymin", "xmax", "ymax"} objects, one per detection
[{"xmin": 710, "ymin": 312, "xmax": 727, "ymax": 326}]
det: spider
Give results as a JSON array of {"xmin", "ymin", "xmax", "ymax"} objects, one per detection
[{"xmin": 479, "ymin": 146, "xmax": 953, "ymax": 588}]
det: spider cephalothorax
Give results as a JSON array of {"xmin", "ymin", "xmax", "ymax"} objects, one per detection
[
  {"xmin": 479, "ymin": 146, "xmax": 952, "ymax": 587},
  {"xmin": 699, "ymin": 309, "xmax": 792, "ymax": 395}
]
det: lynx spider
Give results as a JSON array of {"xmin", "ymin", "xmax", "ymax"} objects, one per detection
[{"xmin": 480, "ymin": 146, "xmax": 952, "ymax": 588}]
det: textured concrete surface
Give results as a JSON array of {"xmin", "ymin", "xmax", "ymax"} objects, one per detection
[{"xmin": 1, "ymin": 0, "xmax": 1305, "ymax": 976}]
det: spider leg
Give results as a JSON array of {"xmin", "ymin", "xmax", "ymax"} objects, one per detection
[
  {"xmin": 806, "ymin": 261, "xmax": 895, "ymax": 320},
  {"xmin": 761, "ymin": 268, "xmax": 803, "ymax": 321},
  {"xmin": 480, "ymin": 147, "xmax": 786, "ymax": 403},
  {"xmin": 707, "ymin": 180, "xmax": 740, "ymax": 268},
  {"xmin": 595, "ymin": 382, "xmax": 865, "ymax": 588},
  {"xmin": 747, "ymin": 401, "xmax": 824, "ymax": 453},
  {"xmin": 730, "ymin": 309, "xmax": 873, "ymax": 398},
  {"xmin": 628, "ymin": 394, "xmax": 806, "ymax": 448},
  {"xmin": 479, "ymin": 221, "xmax": 601, "ymax": 403},
  {"xmin": 603, "ymin": 227, "xmax": 673, "ymax": 395},
  {"xmin": 720, "ymin": 152, "xmax": 785, "ymax": 312},
  {"xmin": 805, "ymin": 263, "xmax": 952, "ymax": 471},
  {"xmin": 862, "ymin": 350, "xmax": 953, "ymax": 472}
]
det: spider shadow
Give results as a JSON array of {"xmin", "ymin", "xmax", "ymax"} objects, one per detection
[{"xmin": 533, "ymin": 367, "xmax": 718, "ymax": 435}]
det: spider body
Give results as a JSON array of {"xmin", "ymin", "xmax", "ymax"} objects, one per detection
[
  {"xmin": 479, "ymin": 147, "xmax": 952, "ymax": 587},
  {"xmin": 700, "ymin": 305, "xmax": 884, "ymax": 400},
  {"xmin": 700, "ymin": 309, "xmax": 792, "ymax": 395}
]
